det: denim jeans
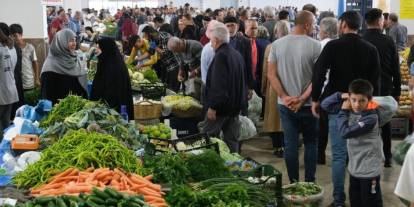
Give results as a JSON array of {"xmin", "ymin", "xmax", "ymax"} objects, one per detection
[
  {"xmin": 329, "ymin": 114, "xmax": 348, "ymax": 206},
  {"xmin": 279, "ymin": 105, "xmax": 318, "ymax": 183}
]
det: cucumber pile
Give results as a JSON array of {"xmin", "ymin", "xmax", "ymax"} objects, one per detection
[{"xmin": 6, "ymin": 188, "xmax": 150, "ymax": 207}]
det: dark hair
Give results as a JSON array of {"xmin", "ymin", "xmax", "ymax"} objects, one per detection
[
  {"xmin": 142, "ymin": 25, "xmax": 157, "ymax": 35},
  {"xmin": 159, "ymin": 23, "xmax": 173, "ymax": 35},
  {"xmin": 154, "ymin": 16, "xmax": 164, "ymax": 23},
  {"xmin": 213, "ymin": 9, "xmax": 223, "ymax": 17},
  {"xmin": 0, "ymin": 23, "xmax": 10, "ymax": 37},
  {"xmin": 338, "ymin": 11, "xmax": 362, "ymax": 30},
  {"xmin": 365, "ymin": 8, "xmax": 383, "ymax": 25},
  {"xmin": 349, "ymin": 79, "xmax": 374, "ymax": 99},
  {"xmin": 383, "ymin": 12, "xmax": 389, "ymax": 20},
  {"xmin": 319, "ymin": 11, "xmax": 335, "ymax": 21},
  {"xmin": 57, "ymin": 8, "xmax": 65, "ymax": 15},
  {"xmin": 223, "ymin": 16, "xmax": 239, "ymax": 24},
  {"xmin": 0, "ymin": 22, "xmax": 13, "ymax": 48},
  {"xmin": 302, "ymin": 4, "xmax": 317, "ymax": 15},
  {"xmin": 128, "ymin": 35, "xmax": 140, "ymax": 48},
  {"xmin": 9, "ymin": 24, "xmax": 23, "ymax": 35},
  {"xmin": 278, "ymin": 10, "xmax": 289, "ymax": 20},
  {"xmin": 389, "ymin": 13, "xmax": 398, "ymax": 22},
  {"xmin": 240, "ymin": 9, "xmax": 249, "ymax": 17},
  {"xmin": 85, "ymin": 26, "xmax": 94, "ymax": 33}
]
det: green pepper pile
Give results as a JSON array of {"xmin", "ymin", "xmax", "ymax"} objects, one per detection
[
  {"xmin": 13, "ymin": 129, "xmax": 141, "ymax": 188},
  {"xmin": 39, "ymin": 95, "xmax": 95, "ymax": 128}
]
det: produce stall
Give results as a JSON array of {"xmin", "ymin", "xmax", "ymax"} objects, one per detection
[
  {"xmin": 0, "ymin": 95, "xmax": 296, "ymax": 207},
  {"xmin": 391, "ymin": 48, "xmax": 413, "ymax": 137}
]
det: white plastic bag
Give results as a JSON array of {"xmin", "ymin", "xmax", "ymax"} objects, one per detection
[
  {"xmin": 248, "ymin": 91, "xmax": 262, "ymax": 126},
  {"xmin": 239, "ymin": 116, "xmax": 257, "ymax": 141},
  {"xmin": 372, "ymin": 96, "xmax": 398, "ymax": 127}
]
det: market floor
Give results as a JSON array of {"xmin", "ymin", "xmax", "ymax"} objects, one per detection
[{"xmin": 241, "ymin": 134, "xmax": 405, "ymax": 207}]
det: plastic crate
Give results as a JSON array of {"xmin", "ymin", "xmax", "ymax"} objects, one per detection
[
  {"xmin": 140, "ymin": 83, "xmax": 166, "ymax": 101},
  {"xmin": 169, "ymin": 116, "xmax": 200, "ymax": 138},
  {"xmin": 145, "ymin": 133, "xmax": 219, "ymax": 154},
  {"xmin": 233, "ymin": 158, "xmax": 283, "ymax": 206},
  {"xmin": 391, "ymin": 117, "xmax": 410, "ymax": 136}
]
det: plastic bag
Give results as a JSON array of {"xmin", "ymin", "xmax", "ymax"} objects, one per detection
[
  {"xmin": 372, "ymin": 96, "xmax": 398, "ymax": 127},
  {"xmin": 15, "ymin": 100, "xmax": 52, "ymax": 122},
  {"xmin": 248, "ymin": 91, "xmax": 262, "ymax": 126},
  {"xmin": 394, "ymin": 134, "xmax": 414, "ymax": 165},
  {"xmin": 239, "ymin": 116, "xmax": 257, "ymax": 141}
]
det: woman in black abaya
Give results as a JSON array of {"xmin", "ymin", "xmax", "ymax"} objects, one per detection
[{"xmin": 91, "ymin": 38, "xmax": 134, "ymax": 120}]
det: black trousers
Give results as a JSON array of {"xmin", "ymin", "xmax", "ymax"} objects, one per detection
[
  {"xmin": 317, "ymin": 108, "xmax": 329, "ymax": 160},
  {"xmin": 381, "ymin": 122, "xmax": 392, "ymax": 160},
  {"xmin": 270, "ymin": 132, "xmax": 284, "ymax": 148},
  {"xmin": 349, "ymin": 175, "xmax": 383, "ymax": 207}
]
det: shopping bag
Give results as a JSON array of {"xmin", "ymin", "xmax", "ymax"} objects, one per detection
[
  {"xmin": 239, "ymin": 116, "xmax": 257, "ymax": 141},
  {"xmin": 394, "ymin": 134, "xmax": 414, "ymax": 165},
  {"xmin": 248, "ymin": 91, "xmax": 262, "ymax": 126},
  {"xmin": 373, "ymin": 96, "xmax": 398, "ymax": 127}
]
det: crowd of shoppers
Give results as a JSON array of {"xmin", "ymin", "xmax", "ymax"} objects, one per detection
[{"xmin": 1, "ymin": 2, "xmax": 414, "ymax": 207}]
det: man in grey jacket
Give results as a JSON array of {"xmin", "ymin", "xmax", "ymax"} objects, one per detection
[{"xmin": 321, "ymin": 79, "xmax": 383, "ymax": 207}]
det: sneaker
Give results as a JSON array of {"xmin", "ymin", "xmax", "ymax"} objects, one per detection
[
  {"xmin": 273, "ymin": 147, "xmax": 284, "ymax": 158},
  {"xmin": 329, "ymin": 202, "xmax": 345, "ymax": 207},
  {"xmin": 384, "ymin": 159, "xmax": 392, "ymax": 168}
]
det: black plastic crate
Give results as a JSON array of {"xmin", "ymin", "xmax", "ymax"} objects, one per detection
[{"xmin": 140, "ymin": 83, "xmax": 166, "ymax": 100}]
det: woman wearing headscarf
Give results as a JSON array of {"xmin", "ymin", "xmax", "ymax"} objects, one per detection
[
  {"xmin": 41, "ymin": 29, "xmax": 87, "ymax": 104},
  {"xmin": 90, "ymin": 38, "xmax": 134, "ymax": 120}
]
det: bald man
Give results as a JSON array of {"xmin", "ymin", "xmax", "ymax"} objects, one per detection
[{"xmin": 267, "ymin": 10, "xmax": 321, "ymax": 183}]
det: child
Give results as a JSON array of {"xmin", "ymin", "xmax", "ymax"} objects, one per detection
[
  {"xmin": 321, "ymin": 79, "xmax": 383, "ymax": 207},
  {"xmin": 9, "ymin": 24, "xmax": 39, "ymax": 90}
]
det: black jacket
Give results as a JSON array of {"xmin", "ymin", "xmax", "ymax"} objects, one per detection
[
  {"xmin": 363, "ymin": 29, "xmax": 401, "ymax": 97},
  {"xmin": 229, "ymin": 33, "xmax": 254, "ymax": 89},
  {"xmin": 91, "ymin": 38, "xmax": 134, "ymax": 120},
  {"xmin": 312, "ymin": 33, "xmax": 381, "ymax": 101},
  {"xmin": 206, "ymin": 43, "xmax": 246, "ymax": 117}
]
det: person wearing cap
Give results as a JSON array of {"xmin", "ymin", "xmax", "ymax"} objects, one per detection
[
  {"xmin": 363, "ymin": 8, "xmax": 401, "ymax": 168},
  {"xmin": 224, "ymin": 16, "xmax": 254, "ymax": 115}
]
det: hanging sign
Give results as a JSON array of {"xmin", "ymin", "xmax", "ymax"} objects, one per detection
[
  {"xmin": 41, "ymin": 0, "xmax": 64, "ymax": 6},
  {"xmin": 400, "ymin": 0, "xmax": 414, "ymax": 19}
]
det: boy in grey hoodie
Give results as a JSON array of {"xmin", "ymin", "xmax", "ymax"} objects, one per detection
[{"xmin": 322, "ymin": 79, "xmax": 383, "ymax": 207}]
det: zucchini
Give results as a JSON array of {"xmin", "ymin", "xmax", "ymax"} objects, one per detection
[
  {"xmin": 56, "ymin": 197, "xmax": 68, "ymax": 207},
  {"xmin": 126, "ymin": 201, "xmax": 142, "ymax": 207},
  {"xmin": 88, "ymin": 196, "xmax": 105, "ymax": 205},
  {"xmin": 47, "ymin": 201, "xmax": 56, "ymax": 207},
  {"xmin": 34, "ymin": 197, "xmax": 55, "ymax": 205},
  {"xmin": 85, "ymin": 200, "xmax": 102, "ymax": 207},
  {"xmin": 105, "ymin": 198, "xmax": 119, "ymax": 206},
  {"xmin": 69, "ymin": 200, "xmax": 79, "ymax": 207},
  {"xmin": 25, "ymin": 201, "xmax": 34, "ymax": 207},
  {"xmin": 92, "ymin": 187, "xmax": 110, "ymax": 200},
  {"xmin": 104, "ymin": 188, "xmax": 123, "ymax": 199}
]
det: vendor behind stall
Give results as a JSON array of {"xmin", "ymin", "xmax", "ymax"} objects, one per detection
[{"xmin": 125, "ymin": 35, "xmax": 158, "ymax": 70}]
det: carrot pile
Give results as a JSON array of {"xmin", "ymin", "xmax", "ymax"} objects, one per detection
[{"xmin": 30, "ymin": 168, "xmax": 167, "ymax": 207}]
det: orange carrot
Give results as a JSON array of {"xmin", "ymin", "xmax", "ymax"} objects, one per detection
[
  {"xmin": 96, "ymin": 171, "xmax": 113, "ymax": 180},
  {"xmin": 144, "ymin": 195, "xmax": 165, "ymax": 203},
  {"xmin": 139, "ymin": 187, "xmax": 161, "ymax": 197},
  {"xmin": 144, "ymin": 175, "xmax": 153, "ymax": 181}
]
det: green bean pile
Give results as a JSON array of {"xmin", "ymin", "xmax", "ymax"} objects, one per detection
[{"xmin": 13, "ymin": 129, "xmax": 141, "ymax": 188}]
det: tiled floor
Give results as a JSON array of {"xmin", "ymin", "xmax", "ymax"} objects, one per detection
[{"xmin": 241, "ymin": 135, "xmax": 406, "ymax": 207}]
